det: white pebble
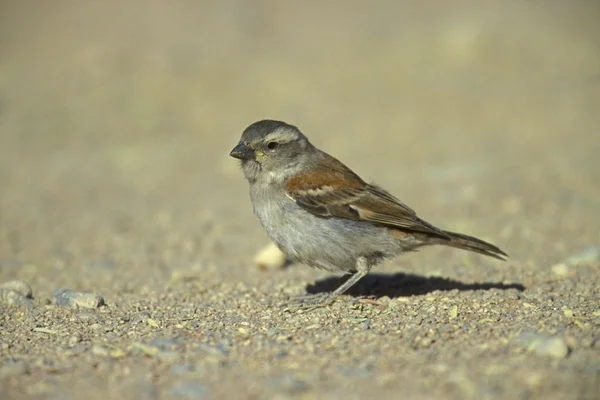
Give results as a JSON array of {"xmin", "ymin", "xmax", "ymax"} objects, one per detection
[
  {"xmin": 254, "ymin": 242, "xmax": 287, "ymax": 270},
  {"xmin": 550, "ymin": 263, "xmax": 573, "ymax": 278},
  {"xmin": 532, "ymin": 336, "xmax": 569, "ymax": 359},
  {"xmin": 0, "ymin": 280, "xmax": 33, "ymax": 298},
  {"xmin": 0, "ymin": 288, "xmax": 32, "ymax": 308},
  {"xmin": 53, "ymin": 288, "xmax": 105, "ymax": 309}
]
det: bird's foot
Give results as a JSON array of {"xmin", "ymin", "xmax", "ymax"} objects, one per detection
[{"xmin": 283, "ymin": 292, "xmax": 336, "ymax": 312}]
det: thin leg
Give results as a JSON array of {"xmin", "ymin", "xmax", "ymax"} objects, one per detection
[
  {"xmin": 331, "ymin": 258, "xmax": 370, "ymax": 297},
  {"xmin": 285, "ymin": 257, "xmax": 371, "ymax": 311}
]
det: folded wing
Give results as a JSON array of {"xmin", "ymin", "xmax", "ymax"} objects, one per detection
[{"xmin": 285, "ymin": 154, "xmax": 451, "ymax": 240}]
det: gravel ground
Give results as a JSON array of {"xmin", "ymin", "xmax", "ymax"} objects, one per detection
[{"xmin": 1, "ymin": 1, "xmax": 599, "ymax": 399}]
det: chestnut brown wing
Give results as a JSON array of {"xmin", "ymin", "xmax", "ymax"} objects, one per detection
[{"xmin": 285, "ymin": 154, "xmax": 450, "ymax": 239}]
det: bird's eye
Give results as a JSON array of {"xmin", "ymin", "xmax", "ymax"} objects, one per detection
[{"xmin": 267, "ymin": 141, "xmax": 278, "ymax": 150}]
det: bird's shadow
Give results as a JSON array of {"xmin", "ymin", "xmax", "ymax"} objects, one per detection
[{"xmin": 306, "ymin": 272, "xmax": 525, "ymax": 298}]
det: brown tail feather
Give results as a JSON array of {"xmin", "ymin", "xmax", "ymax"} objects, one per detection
[{"xmin": 441, "ymin": 230, "xmax": 508, "ymax": 261}]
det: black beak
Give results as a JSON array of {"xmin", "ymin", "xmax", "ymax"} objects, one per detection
[{"xmin": 229, "ymin": 142, "xmax": 255, "ymax": 160}]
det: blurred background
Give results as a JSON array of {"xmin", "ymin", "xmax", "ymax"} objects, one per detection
[
  {"xmin": 0, "ymin": 0, "xmax": 599, "ymax": 288},
  {"xmin": 2, "ymin": 3, "xmax": 600, "ymax": 398}
]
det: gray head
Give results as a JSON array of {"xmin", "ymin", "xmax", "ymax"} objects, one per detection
[{"xmin": 230, "ymin": 120, "xmax": 314, "ymax": 182}]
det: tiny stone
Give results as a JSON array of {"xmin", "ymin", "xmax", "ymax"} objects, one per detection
[
  {"xmin": 91, "ymin": 345, "xmax": 110, "ymax": 357},
  {"xmin": 562, "ymin": 308, "xmax": 574, "ymax": 318},
  {"xmin": 130, "ymin": 342, "xmax": 159, "ymax": 356},
  {"xmin": 0, "ymin": 288, "xmax": 32, "ymax": 308},
  {"xmin": 514, "ymin": 332, "xmax": 570, "ymax": 359},
  {"xmin": 449, "ymin": 305, "xmax": 459, "ymax": 320},
  {"xmin": 551, "ymin": 263, "xmax": 572, "ymax": 278},
  {"xmin": 131, "ymin": 311, "xmax": 152, "ymax": 325},
  {"xmin": 90, "ymin": 323, "xmax": 104, "ymax": 331},
  {"xmin": 110, "ymin": 349, "xmax": 126, "ymax": 358},
  {"xmin": 532, "ymin": 337, "xmax": 569, "ymax": 359},
  {"xmin": 147, "ymin": 318, "xmax": 160, "ymax": 328},
  {"xmin": 53, "ymin": 288, "xmax": 105, "ymax": 309},
  {"xmin": 0, "ymin": 280, "xmax": 33, "ymax": 298},
  {"xmin": 254, "ymin": 242, "xmax": 287, "ymax": 270},
  {"xmin": 68, "ymin": 335, "xmax": 81, "ymax": 347}
]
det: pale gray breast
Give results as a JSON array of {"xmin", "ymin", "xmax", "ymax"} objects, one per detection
[{"xmin": 249, "ymin": 182, "xmax": 402, "ymax": 272}]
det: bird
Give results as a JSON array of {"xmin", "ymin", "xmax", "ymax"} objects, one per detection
[{"xmin": 230, "ymin": 120, "xmax": 507, "ymax": 308}]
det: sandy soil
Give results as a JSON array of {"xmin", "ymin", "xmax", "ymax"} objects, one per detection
[{"xmin": 1, "ymin": 1, "xmax": 599, "ymax": 399}]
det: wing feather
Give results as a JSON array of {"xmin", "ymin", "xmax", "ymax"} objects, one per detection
[{"xmin": 285, "ymin": 154, "xmax": 450, "ymax": 239}]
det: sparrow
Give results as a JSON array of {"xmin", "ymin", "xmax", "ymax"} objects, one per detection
[{"xmin": 230, "ymin": 120, "xmax": 507, "ymax": 308}]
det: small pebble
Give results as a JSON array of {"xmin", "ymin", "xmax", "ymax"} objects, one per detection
[
  {"xmin": 33, "ymin": 327, "xmax": 58, "ymax": 335},
  {"xmin": 52, "ymin": 288, "xmax": 105, "ymax": 309},
  {"xmin": 550, "ymin": 263, "xmax": 573, "ymax": 278},
  {"xmin": 562, "ymin": 307, "xmax": 574, "ymax": 318},
  {"xmin": 254, "ymin": 242, "xmax": 287, "ymax": 270},
  {"xmin": 532, "ymin": 337, "xmax": 569, "ymax": 359},
  {"xmin": 91, "ymin": 345, "xmax": 110, "ymax": 357},
  {"xmin": 130, "ymin": 342, "xmax": 158, "ymax": 356},
  {"xmin": 147, "ymin": 318, "xmax": 160, "ymax": 328},
  {"xmin": 90, "ymin": 323, "xmax": 104, "ymax": 331},
  {"xmin": 513, "ymin": 332, "xmax": 570, "ymax": 359},
  {"xmin": 131, "ymin": 311, "xmax": 152, "ymax": 325},
  {"xmin": 68, "ymin": 335, "xmax": 81, "ymax": 347},
  {"xmin": 0, "ymin": 288, "xmax": 32, "ymax": 308},
  {"xmin": 0, "ymin": 280, "xmax": 33, "ymax": 298},
  {"xmin": 449, "ymin": 305, "xmax": 459, "ymax": 319}
]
